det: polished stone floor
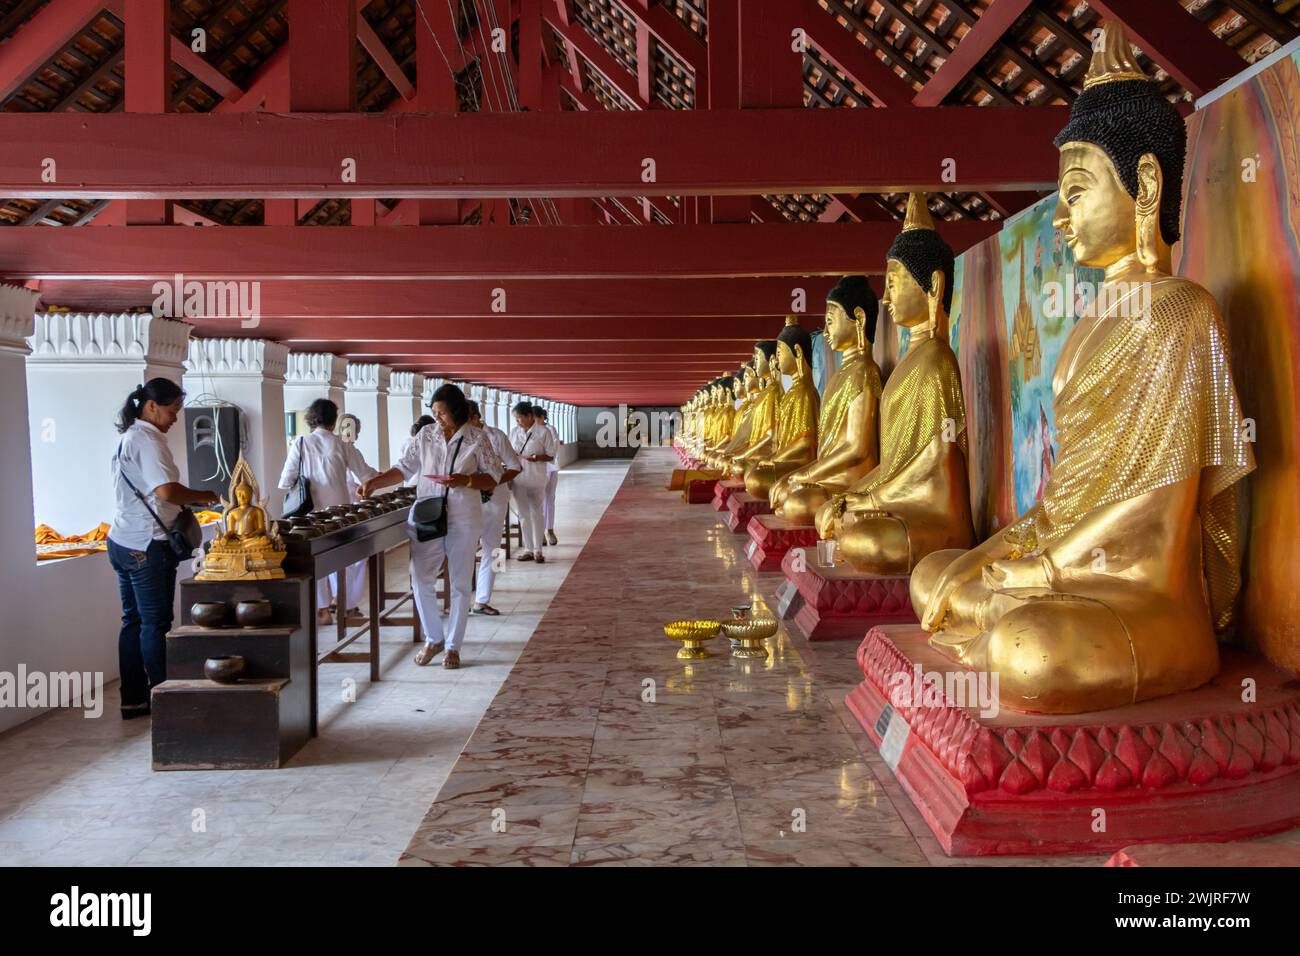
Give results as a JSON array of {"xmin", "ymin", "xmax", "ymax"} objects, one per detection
[
  {"xmin": 0, "ymin": 459, "xmax": 629, "ymax": 866},
  {"xmin": 400, "ymin": 447, "xmax": 1300, "ymax": 867}
]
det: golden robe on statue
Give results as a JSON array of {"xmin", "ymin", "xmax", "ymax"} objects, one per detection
[
  {"xmin": 829, "ymin": 334, "xmax": 974, "ymax": 570},
  {"xmin": 923, "ymin": 276, "xmax": 1254, "ymax": 710}
]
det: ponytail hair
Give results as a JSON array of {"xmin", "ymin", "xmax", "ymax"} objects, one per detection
[{"xmin": 116, "ymin": 377, "xmax": 184, "ymax": 434}]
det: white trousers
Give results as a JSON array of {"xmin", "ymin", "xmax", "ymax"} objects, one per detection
[
  {"xmin": 407, "ymin": 510, "xmax": 481, "ymax": 652},
  {"xmin": 542, "ymin": 470, "xmax": 558, "ymax": 530},
  {"xmin": 475, "ymin": 487, "xmax": 511, "ymax": 605},
  {"xmin": 512, "ymin": 479, "xmax": 546, "ymax": 554},
  {"xmin": 316, "ymin": 562, "xmax": 366, "ymax": 611}
]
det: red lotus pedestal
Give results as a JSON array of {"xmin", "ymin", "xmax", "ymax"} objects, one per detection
[
  {"xmin": 685, "ymin": 476, "xmax": 718, "ymax": 503},
  {"xmin": 726, "ymin": 492, "xmax": 771, "ymax": 534},
  {"xmin": 745, "ymin": 514, "xmax": 819, "ymax": 572},
  {"xmin": 779, "ymin": 551, "xmax": 916, "ymax": 641},
  {"xmin": 711, "ymin": 478, "xmax": 745, "ymax": 511},
  {"xmin": 845, "ymin": 625, "xmax": 1300, "ymax": 856}
]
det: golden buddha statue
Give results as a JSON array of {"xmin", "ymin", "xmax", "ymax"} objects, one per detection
[
  {"xmin": 911, "ymin": 21, "xmax": 1255, "ymax": 715},
  {"xmin": 710, "ymin": 366, "xmax": 757, "ymax": 472},
  {"xmin": 746, "ymin": 318, "xmax": 821, "ymax": 501},
  {"xmin": 727, "ymin": 340, "xmax": 783, "ymax": 477},
  {"xmin": 701, "ymin": 374, "xmax": 740, "ymax": 468},
  {"xmin": 816, "ymin": 193, "xmax": 976, "ymax": 573},
  {"xmin": 198, "ymin": 454, "xmax": 286, "ymax": 581},
  {"xmin": 769, "ymin": 276, "xmax": 883, "ymax": 525}
]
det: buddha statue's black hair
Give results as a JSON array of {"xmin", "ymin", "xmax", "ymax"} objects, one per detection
[
  {"xmin": 777, "ymin": 318, "xmax": 813, "ymax": 363},
  {"xmin": 1053, "ymin": 78, "xmax": 1186, "ymax": 245},
  {"xmin": 888, "ymin": 230, "xmax": 955, "ymax": 315},
  {"xmin": 826, "ymin": 275, "xmax": 879, "ymax": 343},
  {"xmin": 755, "ymin": 339, "xmax": 778, "ymax": 360}
]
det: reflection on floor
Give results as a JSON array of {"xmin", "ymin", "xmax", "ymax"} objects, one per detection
[
  {"xmin": 0, "ymin": 459, "xmax": 630, "ymax": 866},
  {"xmin": 401, "ymin": 447, "xmax": 1300, "ymax": 866}
]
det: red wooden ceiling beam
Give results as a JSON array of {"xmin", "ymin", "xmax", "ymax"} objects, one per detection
[
  {"xmin": 0, "ymin": 222, "xmax": 1000, "ymax": 280},
  {"xmin": 289, "ymin": 0, "xmax": 357, "ymax": 110},
  {"xmin": 798, "ymin": 0, "xmax": 914, "ymax": 107},
  {"xmin": 1087, "ymin": 0, "xmax": 1246, "ymax": 98},
  {"xmin": 546, "ymin": 1, "xmax": 647, "ymax": 107},
  {"xmin": 913, "ymin": 0, "xmax": 1034, "ymax": 107},
  {"xmin": 0, "ymin": 107, "xmax": 1068, "ymax": 197},
  {"xmin": 237, "ymin": 316, "xmax": 793, "ymax": 342},
  {"xmin": 33, "ymin": 276, "xmax": 838, "ymax": 317},
  {"xmin": 170, "ymin": 35, "xmax": 246, "ymax": 104},
  {"xmin": 0, "ymin": 0, "xmax": 111, "ymax": 102},
  {"xmin": 357, "ymin": 8, "xmax": 415, "ymax": 102}
]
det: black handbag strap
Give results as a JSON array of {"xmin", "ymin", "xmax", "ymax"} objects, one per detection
[
  {"xmin": 442, "ymin": 436, "xmax": 465, "ymax": 498},
  {"xmin": 515, "ymin": 429, "xmax": 532, "ymax": 456},
  {"xmin": 115, "ymin": 439, "xmax": 181, "ymax": 537}
]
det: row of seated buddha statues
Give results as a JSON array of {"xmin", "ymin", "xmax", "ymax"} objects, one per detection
[{"xmin": 676, "ymin": 21, "xmax": 1255, "ymax": 717}]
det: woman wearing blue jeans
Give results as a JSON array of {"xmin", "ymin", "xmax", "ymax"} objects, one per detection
[{"xmin": 107, "ymin": 379, "xmax": 218, "ymax": 719}]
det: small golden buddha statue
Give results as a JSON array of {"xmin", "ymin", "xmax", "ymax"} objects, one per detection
[
  {"xmin": 198, "ymin": 454, "xmax": 286, "ymax": 581},
  {"xmin": 728, "ymin": 340, "xmax": 783, "ymax": 477},
  {"xmin": 747, "ymin": 318, "xmax": 821, "ymax": 501},
  {"xmin": 911, "ymin": 21, "xmax": 1255, "ymax": 715},
  {"xmin": 769, "ymin": 276, "xmax": 883, "ymax": 525},
  {"xmin": 711, "ymin": 366, "xmax": 757, "ymax": 472},
  {"xmin": 701, "ymin": 374, "xmax": 740, "ymax": 468},
  {"xmin": 816, "ymin": 193, "xmax": 976, "ymax": 573}
]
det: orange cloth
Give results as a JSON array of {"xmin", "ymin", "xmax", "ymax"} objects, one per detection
[
  {"xmin": 34, "ymin": 522, "xmax": 110, "ymax": 561},
  {"xmin": 194, "ymin": 510, "xmax": 224, "ymax": 526}
]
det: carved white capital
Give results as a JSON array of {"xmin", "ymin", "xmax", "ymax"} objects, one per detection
[
  {"xmin": 345, "ymin": 362, "xmax": 390, "ymax": 393},
  {"xmin": 421, "ymin": 377, "xmax": 437, "ymax": 404},
  {"xmin": 285, "ymin": 351, "xmax": 347, "ymax": 388},
  {"xmin": 389, "ymin": 370, "xmax": 423, "ymax": 397},
  {"xmin": 0, "ymin": 284, "xmax": 39, "ymax": 354},
  {"xmin": 27, "ymin": 312, "xmax": 192, "ymax": 368},
  {"xmin": 185, "ymin": 337, "xmax": 289, "ymax": 380}
]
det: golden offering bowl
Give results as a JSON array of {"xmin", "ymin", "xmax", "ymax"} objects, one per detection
[
  {"xmin": 664, "ymin": 620, "xmax": 721, "ymax": 660},
  {"xmin": 720, "ymin": 618, "xmax": 778, "ymax": 660}
]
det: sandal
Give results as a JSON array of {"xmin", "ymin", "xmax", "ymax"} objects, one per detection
[
  {"xmin": 443, "ymin": 649, "xmax": 461, "ymax": 669},
  {"xmin": 470, "ymin": 604, "xmax": 500, "ymax": 616},
  {"xmin": 414, "ymin": 640, "xmax": 445, "ymax": 666},
  {"xmin": 316, "ymin": 608, "xmax": 335, "ymax": 626}
]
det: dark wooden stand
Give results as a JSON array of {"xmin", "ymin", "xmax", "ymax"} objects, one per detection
[{"xmin": 152, "ymin": 574, "xmax": 313, "ymax": 770}]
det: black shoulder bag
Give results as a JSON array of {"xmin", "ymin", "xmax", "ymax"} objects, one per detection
[
  {"xmin": 281, "ymin": 436, "xmax": 314, "ymax": 518},
  {"xmin": 116, "ymin": 441, "xmax": 203, "ymax": 559},
  {"xmin": 410, "ymin": 436, "xmax": 464, "ymax": 542}
]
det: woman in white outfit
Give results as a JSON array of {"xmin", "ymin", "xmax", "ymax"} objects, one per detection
[
  {"xmin": 360, "ymin": 384, "xmax": 503, "ymax": 669},
  {"xmin": 508, "ymin": 401, "xmax": 557, "ymax": 563},
  {"xmin": 536, "ymin": 406, "xmax": 561, "ymax": 546},
  {"xmin": 467, "ymin": 400, "xmax": 521, "ymax": 616},
  {"xmin": 278, "ymin": 399, "xmax": 378, "ymax": 626}
]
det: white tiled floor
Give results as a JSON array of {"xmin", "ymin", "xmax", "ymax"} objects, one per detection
[{"xmin": 0, "ymin": 459, "xmax": 630, "ymax": 866}]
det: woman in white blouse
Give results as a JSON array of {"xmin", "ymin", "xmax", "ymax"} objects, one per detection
[
  {"xmin": 109, "ymin": 379, "xmax": 219, "ymax": 719},
  {"xmin": 360, "ymin": 384, "xmax": 503, "ymax": 669},
  {"xmin": 278, "ymin": 399, "xmax": 378, "ymax": 626}
]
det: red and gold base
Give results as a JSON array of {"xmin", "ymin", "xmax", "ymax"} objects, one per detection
[
  {"xmin": 725, "ymin": 492, "xmax": 772, "ymax": 534},
  {"xmin": 779, "ymin": 552, "xmax": 915, "ymax": 641},
  {"xmin": 845, "ymin": 625, "xmax": 1300, "ymax": 856},
  {"xmin": 711, "ymin": 478, "xmax": 746, "ymax": 512},
  {"xmin": 745, "ymin": 514, "xmax": 819, "ymax": 572}
]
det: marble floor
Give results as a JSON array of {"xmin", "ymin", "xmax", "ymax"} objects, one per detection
[
  {"xmin": 0, "ymin": 459, "xmax": 630, "ymax": 866},
  {"xmin": 399, "ymin": 447, "xmax": 1300, "ymax": 867}
]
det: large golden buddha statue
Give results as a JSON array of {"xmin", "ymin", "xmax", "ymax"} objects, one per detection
[
  {"xmin": 769, "ymin": 276, "xmax": 883, "ymax": 525},
  {"xmin": 911, "ymin": 21, "xmax": 1255, "ymax": 715},
  {"xmin": 746, "ymin": 318, "xmax": 820, "ymax": 501},
  {"xmin": 198, "ymin": 454, "xmax": 286, "ymax": 581},
  {"xmin": 817, "ymin": 193, "xmax": 976, "ymax": 572},
  {"xmin": 724, "ymin": 341, "xmax": 782, "ymax": 477}
]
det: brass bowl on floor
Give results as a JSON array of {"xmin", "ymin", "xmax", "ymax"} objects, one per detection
[
  {"xmin": 664, "ymin": 620, "xmax": 721, "ymax": 660},
  {"xmin": 720, "ymin": 618, "xmax": 778, "ymax": 659}
]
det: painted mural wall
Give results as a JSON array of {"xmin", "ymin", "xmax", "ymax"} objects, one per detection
[{"xmin": 892, "ymin": 49, "xmax": 1300, "ymax": 672}]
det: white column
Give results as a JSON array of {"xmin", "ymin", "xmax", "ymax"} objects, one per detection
[
  {"xmin": 388, "ymin": 371, "xmax": 424, "ymax": 449},
  {"xmin": 345, "ymin": 362, "xmax": 391, "ymax": 470},
  {"xmin": 184, "ymin": 337, "xmax": 290, "ymax": 512},
  {"xmin": 0, "ymin": 286, "xmax": 123, "ymax": 733},
  {"xmin": 26, "ymin": 312, "xmax": 192, "ymax": 533},
  {"xmin": 284, "ymin": 352, "xmax": 347, "ymax": 421}
]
